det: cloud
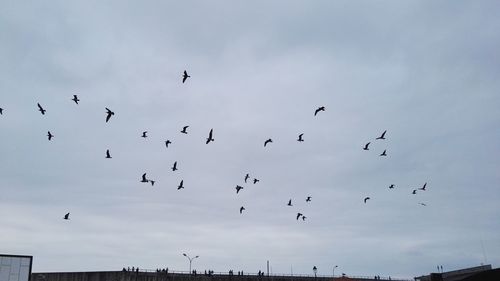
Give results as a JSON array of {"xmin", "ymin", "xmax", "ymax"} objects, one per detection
[{"xmin": 1, "ymin": 0, "xmax": 499, "ymax": 278}]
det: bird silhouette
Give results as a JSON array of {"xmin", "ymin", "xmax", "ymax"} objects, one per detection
[
  {"xmin": 412, "ymin": 189, "xmax": 417, "ymax": 194},
  {"xmin": 363, "ymin": 142, "xmax": 370, "ymax": 150},
  {"xmin": 380, "ymin": 150, "xmax": 387, "ymax": 156},
  {"xmin": 244, "ymin": 173, "xmax": 250, "ymax": 183},
  {"xmin": 419, "ymin": 183, "xmax": 427, "ymax": 191},
  {"xmin": 165, "ymin": 140, "xmax": 172, "ymax": 148},
  {"xmin": 177, "ymin": 180, "xmax": 184, "ymax": 190},
  {"xmin": 376, "ymin": 130, "xmax": 387, "ymax": 140},
  {"xmin": 181, "ymin": 126, "xmax": 189, "ymax": 134},
  {"xmin": 419, "ymin": 203, "xmax": 427, "ymax": 206},
  {"xmin": 296, "ymin": 213, "xmax": 303, "ymax": 220},
  {"xmin": 106, "ymin": 149, "xmax": 112, "ymax": 159},
  {"xmin": 182, "ymin": 70, "xmax": 190, "ymax": 83},
  {"xmin": 150, "ymin": 180, "xmax": 155, "ymax": 186},
  {"xmin": 240, "ymin": 206, "xmax": 245, "ymax": 214},
  {"xmin": 287, "ymin": 199, "xmax": 292, "ymax": 206},
  {"xmin": 364, "ymin": 197, "xmax": 370, "ymax": 203},
  {"xmin": 0, "ymin": 107, "xmax": 4, "ymax": 115},
  {"xmin": 47, "ymin": 131, "xmax": 54, "ymax": 141},
  {"xmin": 172, "ymin": 161, "xmax": 178, "ymax": 171},
  {"xmin": 72, "ymin": 95, "xmax": 80, "ymax": 104},
  {"xmin": 297, "ymin": 134, "xmax": 304, "ymax": 142},
  {"xmin": 141, "ymin": 173, "xmax": 148, "ymax": 183},
  {"xmin": 389, "ymin": 184, "xmax": 395, "ymax": 189},
  {"xmin": 306, "ymin": 197, "xmax": 312, "ymax": 202},
  {"xmin": 105, "ymin": 108, "xmax": 114, "ymax": 123},
  {"xmin": 314, "ymin": 106, "xmax": 325, "ymax": 116},
  {"xmin": 63, "ymin": 212, "xmax": 70, "ymax": 220},
  {"xmin": 141, "ymin": 131, "xmax": 148, "ymax": 138},
  {"xmin": 206, "ymin": 128, "xmax": 214, "ymax": 144},
  {"xmin": 253, "ymin": 178, "xmax": 259, "ymax": 184},
  {"xmin": 236, "ymin": 185, "xmax": 244, "ymax": 194},
  {"xmin": 302, "ymin": 216, "xmax": 307, "ymax": 221},
  {"xmin": 264, "ymin": 139, "xmax": 272, "ymax": 147},
  {"xmin": 37, "ymin": 103, "xmax": 46, "ymax": 115}
]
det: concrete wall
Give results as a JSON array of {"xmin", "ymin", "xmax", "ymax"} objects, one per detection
[{"xmin": 32, "ymin": 271, "xmax": 409, "ymax": 281}]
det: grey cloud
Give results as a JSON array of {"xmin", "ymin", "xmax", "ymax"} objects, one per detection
[{"xmin": 1, "ymin": 0, "xmax": 499, "ymax": 278}]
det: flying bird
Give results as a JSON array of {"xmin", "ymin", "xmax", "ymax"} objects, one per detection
[
  {"xmin": 150, "ymin": 180, "xmax": 155, "ymax": 186},
  {"xmin": 296, "ymin": 213, "xmax": 303, "ymax": 220},
  {"xmin": 181, "ymin": 126, "xmax": 189, "ymax": 134},
  {"xmin": 376, "ymin": 130, "xmax": 387, "ymax": 140},
  {"xmin": 412, "ymin": 189, "xmax": 417, "ymax": 194},
  {"xmin": 177, "ymin": 180, "xmax": 184, "ymax": 190},
  {"xmin": 363, "ymin": 142, "xmax": 370, "ymax": 150},
  {"xmin": 306, "ymin": 197, "xmax": 311, "ymax": 202},
  {"xmin": 297, "ymin": 133, "xmax": 304, "ymax": 142},
  {"xmin": 419, "ymin": 203, "xmax": 427, "ymax": 206},
  {"xmin": 182, "ymin": 70, "xmax": 190, "ymax": 83},
  {"xmin": 302, "ymin": 216, "xmax": 307, "ymax": 221},
  {"xmin": 106, "ymin": 149, "xmax": 112, "ymax": 159},
  {"xmin": 206, "ymin": 128, "xmax": 214, "ymax": 144},
  {"xmin": 0, "ymin": 107, "xmax": 3, "ymax": 115},
  {"xmin": 240, "ymin": 206, "xmax": 245, "ymax": 214},
  {"xmin": 380, "ymin": 150, "xmax": 387, "ymax": 156},
  {"xmin": 287, "ymin": 199, "xmax": 292, "ymax": 206},
  {"xmin": 105, "ymin": 108, "xmax": 114, "ymax": 123},
  {"xmin": 314, "ymin": 106, "xmax": 325, "ymax": 116},
  {"xmin": 264, "ymin": 138, "xmax": 272, "ymax": 147},
  {"xmin": 72, "ymin": 95, "xmax": 80, "ymax": 104},
  {"xmin": 141, "ymin": 173, "xmax": 148, "ymax": 183},
  {"xmin": 389, "ymin": 184, "xmax": 395, "ymax": 189},
  {"xmin": 165, "ymin": 140, "xmax": 172, "ymax": 148},
  {"xmin": 47, "ymin": 131, "xmax": 54, "ymax": 141},
  {"xmin": 364, "ymin": 197, "xmax": 370, "ymax": 203},
  {"xmin": 37, "ymin": 103, "xmax": 46, "ymax": 115},
  {"xmin": 141, "ymin": 131, "xmax": 148, "ymax": 138},
  {"xmin": 63, "ymin": 213, "xmax": 70, "ymax": 220},
  {"xmin": 244, "ymin": 173, "xmax": 250, "ymax": 183},
  {"xmin": 253, "ymin": 178, "xmax": 259, "ymax": 184},
  {"xmin": 172, "ymin": 161, "xmax": 178, "ymax": 171},
  {"xmin": 419, "ymin": 182, "xmax": 427, "ymax": 191},
  {"xmin": 235, "ymin": 185, "xmax": 244, "ymax": 194}
]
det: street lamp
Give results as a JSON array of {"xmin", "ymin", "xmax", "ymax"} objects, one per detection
[
  {"xmin": 313, "ymin": 266, "xmax": 317, "ymax": 278},
  {"xmin": 333, "ymin": 265, "xmax": 338, "ymax": 278},
  {"xmin": 182, "ymin": 253, "xmax": 199, "ymax": 274}
]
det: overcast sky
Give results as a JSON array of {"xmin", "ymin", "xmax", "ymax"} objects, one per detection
[{"xmin": 1, "ymin": 0, "xmax": 499, "ymax": 279}]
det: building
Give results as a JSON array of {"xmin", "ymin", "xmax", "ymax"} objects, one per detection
[{"xmin": 414, "ymin": 265, "xmax": 494, "ymax": 281}]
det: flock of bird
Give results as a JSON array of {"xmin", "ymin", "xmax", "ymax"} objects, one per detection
[
  {"xmin": 0, "ymin": 69, "xmax": 429, "ymax": 222},
  {"xmin": 1, "ymin": 71, "xmax": 192, "ymax": 221},
  {"xmin": 361, "ymin": 130, "xmax": 429, "ymax": 205}
]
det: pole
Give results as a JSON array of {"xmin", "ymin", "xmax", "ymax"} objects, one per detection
[
  {"xmin": 267, "ymin": 260, "xmax": 269, "ymax": 277},
  {"xmin": 183, "ymin": 253, "xmax": 199, "ymax": 275}
]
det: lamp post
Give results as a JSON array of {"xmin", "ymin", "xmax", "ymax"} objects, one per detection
[
  {"xmin": 313, "ymin": 266, "xmax": 317, "ymax": 278},
  {"xmin": 333, "ymin": 265, "xmax": 338, "ymax": 278},
  {"xmin": 182, "ymin": 253, "xmax": 199, "ymax": 274}
]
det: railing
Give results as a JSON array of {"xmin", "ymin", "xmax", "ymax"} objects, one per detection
[{"xmin": 121, "ymin": 269, "xmax": 412, "ymax": 281}]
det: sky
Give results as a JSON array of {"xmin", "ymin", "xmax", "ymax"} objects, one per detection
[{"xmin": 1, "ymin": 0, "xmax": 499, "ymax": 279}]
